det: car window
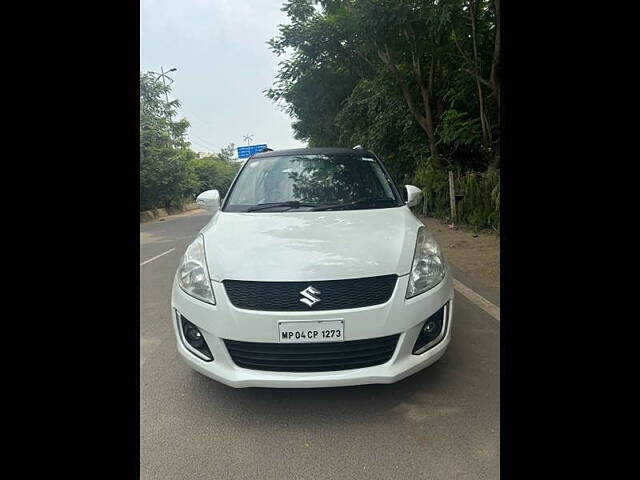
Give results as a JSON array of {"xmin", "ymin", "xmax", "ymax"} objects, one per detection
[{"xmin": 224, "ymin": 154, "xmax": 400, "ymax": 211}]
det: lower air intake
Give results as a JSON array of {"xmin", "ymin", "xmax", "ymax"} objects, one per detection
[{"xmin": 223, "ymin": 334, "xmax": 400, "ymax": 372}]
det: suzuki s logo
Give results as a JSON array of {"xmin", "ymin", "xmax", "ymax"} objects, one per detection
[{"xmin": 299, "ymin": 286, "xmax": 321, "ymax": 307}]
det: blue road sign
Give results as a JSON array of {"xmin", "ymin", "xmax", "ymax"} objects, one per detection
[{"xmin": 237, "ymin": 144, "xmax": 268, "ymax": 158}]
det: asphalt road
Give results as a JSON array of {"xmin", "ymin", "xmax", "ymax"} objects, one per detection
[{"xmin": 140, "ymin": 210, "xmax": 500, "ymax": 480}]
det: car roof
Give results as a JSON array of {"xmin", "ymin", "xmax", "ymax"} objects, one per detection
[{"xmin": 250, "ymin": 147, "xmax": 376, "ymax": 159}]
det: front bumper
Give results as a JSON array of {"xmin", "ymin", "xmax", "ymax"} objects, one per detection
[{"xmin": 171, "ymin": 271, "xmax": 454, "ymax": 388}]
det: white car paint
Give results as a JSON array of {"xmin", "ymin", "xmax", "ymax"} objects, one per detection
[
  {"xmin": 200, "ymin": 208, "xmax": 420, "ymax": 282},
  {"xmin": 405, "ymin": 184, "xmax": 423, "ymax": 207},
  {"xmin": 172, "ymin": 204, "xmax": 454, "ymax": 388}
]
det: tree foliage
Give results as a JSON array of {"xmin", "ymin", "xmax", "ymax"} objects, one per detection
[
  {"xmin": 191, "ymin": 152, "xmax": 239, "ymax": 198},
  {"xmin": 140, "ymin": 72, "xmax": 197, "ymax": 210},
  {"xmin": 267, "ymin": 0, "xmax": 500, "ymax": 230},
  {"xmin": 140, "ymin": 72, "xmax": 240, "ymax": 211}
]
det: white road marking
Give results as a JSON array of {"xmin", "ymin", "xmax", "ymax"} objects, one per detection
[
  {"xmin": 140, "ymin": 248, "xmax": 176, "ymax": 267},
  {"xmin": 453, "ymin": 278, "xmax": 500, "ymax": 321}
]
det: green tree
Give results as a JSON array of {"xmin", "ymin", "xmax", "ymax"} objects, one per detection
[
  {"xmin": 267, "ymin": 0, "xmax": 500, "ymax": 230},
  {"xmin": 218, "ymin": 143, "xmax": 237, "ymax": 163},
  {"xmin": 266, "ymin": 0, "xmax": 364, "ymax": 146},
  {"xmin": 140, "ymin": 72, "xmax": 198, "ymax": 210},
  {"xmin": 191, "ymin": 153, "xmax": 240, "ymax": 198}
]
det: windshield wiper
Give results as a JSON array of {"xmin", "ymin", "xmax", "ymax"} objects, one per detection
[
  {"xmin": 246, "ymin": 201, "xmax": 320, "ymax": 212},
  {"xmin": 311, "ymin": 198, "xmax": 396, "ymax": 211}
]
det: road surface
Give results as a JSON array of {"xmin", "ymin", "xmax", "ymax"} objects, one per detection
[{"xmin": 140, "ymin": 210, "xmax": 500, "ymax": 480}]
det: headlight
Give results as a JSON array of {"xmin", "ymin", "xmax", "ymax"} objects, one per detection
[
  {"xmin": 177, "ymin": 234, "xmax": 216, "ymax": 304},
  {"xmin": 406, "ymin": 226, "xmax": 446, "ymax": 298}
]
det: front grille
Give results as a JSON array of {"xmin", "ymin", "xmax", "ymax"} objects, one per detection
[
  {"xmin": 223, "ymin": 275, "xmax": 398, "ymax": 311},
  {"xmin": 224, "ymin": 334, "xmax": 400, "ymax": 372}
]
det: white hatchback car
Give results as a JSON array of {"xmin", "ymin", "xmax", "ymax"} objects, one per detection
[{"xmin": 172, "ymin": 148, "xmax": 453, "ymax": 388}]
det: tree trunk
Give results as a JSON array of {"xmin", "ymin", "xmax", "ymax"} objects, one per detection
[
  {"xmin": 420, "ymin": 82, "xmax": 439, "ymax": 162},
  {"xmin": 491, "ymin": 0, "xmax": 500, "ymax": 111},
  {"xmin": 469, "ymin": 0, "xmax": 492, "ymax": 161},
  {"xmin": 377, "ymin": 45, "xmax": 441, "ymax": 167},
  {"xmin": 456, "ymin": 0, "xmax": 499, "ymax": 112}
]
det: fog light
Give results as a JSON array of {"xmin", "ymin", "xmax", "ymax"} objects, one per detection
[
  {"xmin": 423, "ymin": 320, "xmax": 437, "ymax": 334},
  {"xmin": 179, "ymin": 314, "xmax": 213, "ymax": 361},
  {"xmin": 412, "ymin": 302, "xmax": 448, "ymax": 355},
  {"xmin": 185, "ymin": 326, "xmax": 204, "ymax": 348}
]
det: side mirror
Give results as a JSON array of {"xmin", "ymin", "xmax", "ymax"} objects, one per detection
[
  {"xmin": 196, "ymin": 190, "xmax": 221, "ymax": 212},
  {"xmin": 404, "ymin": 185, "xmax": 423, "ymax": 208}
]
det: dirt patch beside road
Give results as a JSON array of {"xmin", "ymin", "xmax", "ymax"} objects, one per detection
[
  {"xmin": 419, "ymin": 216, "xmax": 500, "ymax": 290},
  {"xmin": 140, "ymin": 202, "xmax": 202, "ymax": 223}
]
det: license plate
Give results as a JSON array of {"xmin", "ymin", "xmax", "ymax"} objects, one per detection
[{"xmin": 278, "ymin": 320, "xmax": 344, "ymax": 343}]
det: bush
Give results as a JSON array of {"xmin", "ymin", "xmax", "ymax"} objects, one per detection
[
  {"xmin": 456, "ymin": 171, "xmax": 500, "ymax": 232},
  {"xmin": 414, "ymin": 158, "xmax": 452, "ymax": 220},
  {"xmin": 413, "ymin": 159, "xmax": 500, "ymax": 232},
  {"xmin": 140, "ymin": 149, "xmax": 199, "ymax": 211},
  {"xmin": 191, "ymin": 155, "xmax": 240, "ymax": 199}
]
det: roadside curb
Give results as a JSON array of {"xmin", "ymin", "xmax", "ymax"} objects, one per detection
[
  {"xmin": 449, "ymin": 264, "xmax": 500, "ymax": 308},
  {"xmin": 140, "ymin": 202, "xmax": 200, "ymax": 223}
]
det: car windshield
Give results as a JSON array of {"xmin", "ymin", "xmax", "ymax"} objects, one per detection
[{"xmin": 223, "ymin": 154, "xmax": 402, "ymax": 212}]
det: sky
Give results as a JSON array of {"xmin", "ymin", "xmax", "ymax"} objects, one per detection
[{"xmin": 140, "ymin": 0, "xmax": 307, "ymax": 157}]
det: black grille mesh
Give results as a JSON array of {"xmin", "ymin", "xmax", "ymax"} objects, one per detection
[
  {"xmin": 223, "ymin": 275, "xmax": 397, "ymax": 311},
  {"xmin": 224, "ymin": 334, "xmax": 400, "ymax": 372}
]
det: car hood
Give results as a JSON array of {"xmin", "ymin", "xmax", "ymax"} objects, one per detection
[{"xmin": 200, "ymin": 207, "xmax": 423, "ymax": 282}]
